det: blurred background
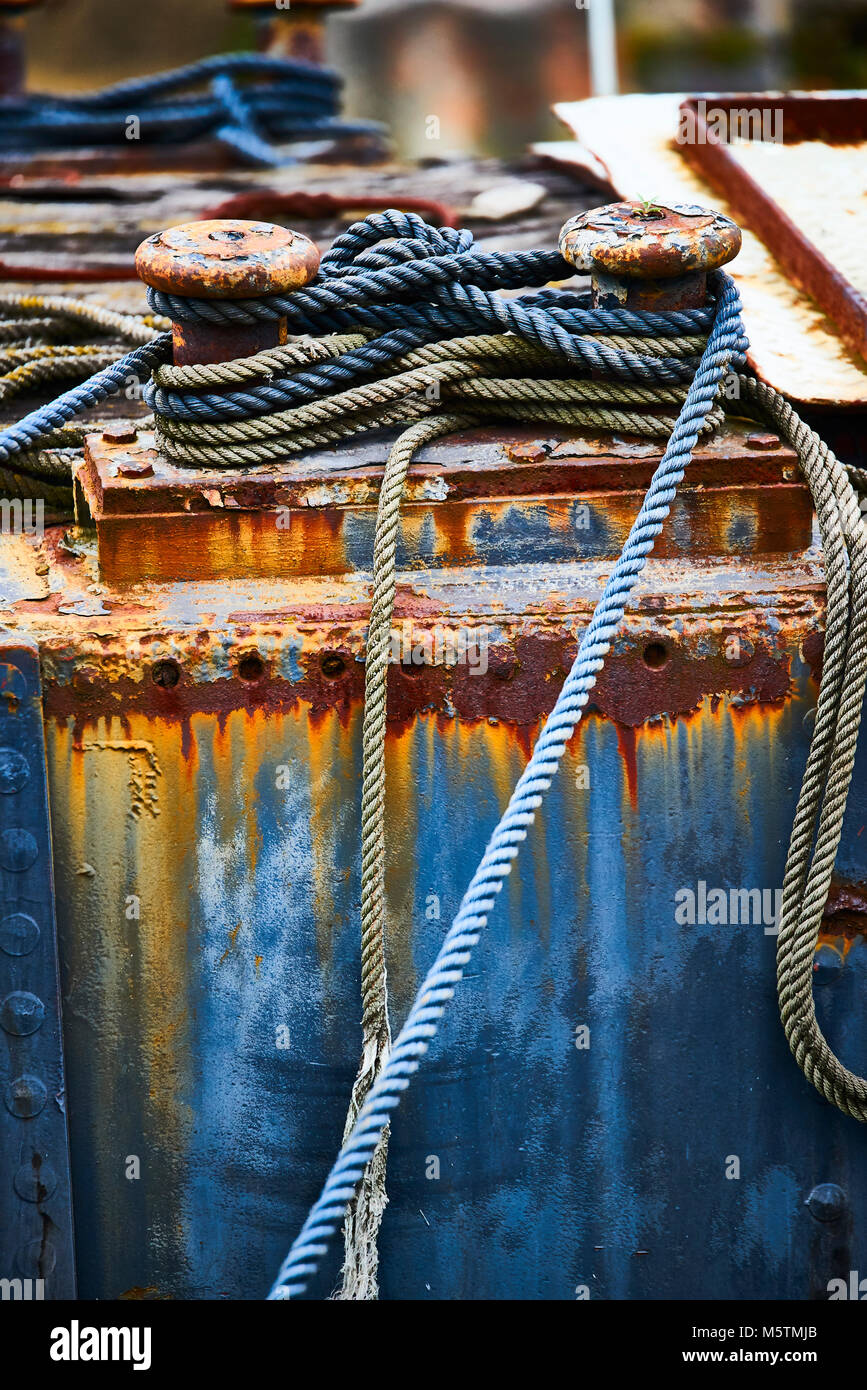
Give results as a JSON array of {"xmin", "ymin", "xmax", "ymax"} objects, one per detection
[{"xmin": 24, "ymin": 0, "xmax": 867, "ymax": 159}]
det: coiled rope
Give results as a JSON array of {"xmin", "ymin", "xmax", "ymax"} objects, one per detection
[
  {"xmin": 0, "ymin": 211, "xmax": 864, "ymax": 1294},
  {"xmin": 0, "ymin": 292, "xmax": 169, "ymax": 502},
  {"xmin": 0, "ymin": 54, "xmax": 384, "ymax": 167}
]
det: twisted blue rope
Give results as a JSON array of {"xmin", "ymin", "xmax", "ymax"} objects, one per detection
[
  {"xmin": 145, "ymin": 211, "xmax": 730, "ymax": 424},
  {"xmin": 0, "ymin": 54, "xmax": 384, "ymax": 167},
  {"xmin": 266, "ymin": 269, "xmax": 745, "ymax": 1299},
  {"xmin": 0, "ymin": 336, "xmax": 171, "ymax": 465}
]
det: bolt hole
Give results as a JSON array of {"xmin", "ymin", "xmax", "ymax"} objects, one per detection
[
  {"xmin": 642, "ymin": 641, "xmax": 669, "ymax": 670},
  {"xmin": 320, "ymin": 652, "xmax": 346, "ymax": 680},
  {"xmin": 152, "ymin": 659, "xmax": 180, "ymax": 689},
  {"xmin": 238, "ymin": 653, "xmax": 265, "ymax": 682}
]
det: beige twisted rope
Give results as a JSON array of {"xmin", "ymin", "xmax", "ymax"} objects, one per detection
[
  {"xmin": 734, "ymin": 375, "xmax": 867, "ymax": 1120},
  {"xmin": 153, "ymin": 331, "xmax": 715, "ymax": 468},
  {"xmin": 0, "ymin": 348, "xmax": 128, "ymax": 404},
  {"xmin": 0, "ymin": 291, "xmax": 167, "ymax": 345},
  {"xmin": 334, "ymin": 413, "xmax": 473, "ymax": 1300}
]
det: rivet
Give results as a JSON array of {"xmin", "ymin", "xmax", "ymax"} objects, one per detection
[
  {"xmin": 0, "ymin": 746, "xmax": 30, "ymax": 794},
  {"xmin": 0, "ymin": 911, "xmax": 40, "ymax": 956},
  {"xmin": 320, "ymin": 652, "xmax": 347, "ymax": 680},
  {"xmin": 745, "ymin": 432, "xmax": 778, "ymax": 451},
  {"xmin": 151, "ymin": 659, "xmax": 180, "ymax": 689},
  {"xmin": 14, "ymin": 1156, "xmax": 57, "ymax": 1203},
  {"xmin": 0, "ymin": 991, "xmax": 45, "ymax": 1036},
  {"xmin": 505, "ymin": 441, "xmax": 547, "ymax": 463},
  {"xmin": 17, "ymin": 1238, "xmax": 56, "ymax": 1278},
  {"xmin": 805, "ymin": 1182, "xmax": 847, "ymax": 1222},
  {"xmin": 115, "ymin": 454, "xmax": 155, "ymax": 479},
  {"xmin": 0, "ymin": 826, "xmax": 38, "ymax": 872},
  {"xmin": 642, "ymin": 640, "xmax": 669, "ymax": 670},
  {"xmin": 813, "ymin": 942, "xmax": 844, "ymax": 985},
  {"xmin": 4, "ymin": 1074, "xmax": 48, "ymax": 1118},
  {"xmin": 0, "ymin": 662, "xmax": 27, "ymax": 704},
  {"xmin": 238, "ymin": 652, "xmax": 266, "ymax": 682}
]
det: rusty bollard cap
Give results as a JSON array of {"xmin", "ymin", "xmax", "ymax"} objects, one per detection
[
  {"xmin": 559, "ymin": 201, "xmax": 741, "ymax": 280},
  {"xmin": 135, "ymin": 220, "xmax": 321, "ymax": 300}
]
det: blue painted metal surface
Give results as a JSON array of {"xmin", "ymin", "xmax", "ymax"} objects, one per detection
[{"xmin": 40, "ymin": 662, "xmax": 867, "ymax": 1301}]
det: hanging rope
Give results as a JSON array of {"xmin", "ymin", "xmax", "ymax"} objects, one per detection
[
  {"xmin": 0, "ymin": 210, "xmax": 865, "ymax": 1297},
  {"xmin": 265, "ymin": 268, "xmax": 746, "ymax": 1298},
  {"xmin": 0, "ymin": 54, "xmax": 385, "ymax": 167},
  {"xmin": 735, "ymin": 376, "xmax": 867, "ymax": 1121}
]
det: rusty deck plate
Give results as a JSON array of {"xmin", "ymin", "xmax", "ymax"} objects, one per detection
[
  {"xmin": 679, "ymin": 95, "xmax": 867, "ymax": 367},
  {"xmin": 74, "ymin": 421, "xmax": 811, "ymax": 586}
]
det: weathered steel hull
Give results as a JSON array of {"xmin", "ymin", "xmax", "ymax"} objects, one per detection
[
  {"xmin": 45, "ymin": 679, "xmax": 867, "ymax": 1301},
  {"xmin": 4, "ymin": 417, "xmax": 866, "ymax": 1300}
]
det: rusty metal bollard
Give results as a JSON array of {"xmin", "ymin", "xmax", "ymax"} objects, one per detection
[
  {"xmin": 0, "ymin": 0, "xmax": 43, "ymax": 97},
  {"xmin": 228, "ymin": 0, "xmax": 360, "ymax": 67},
  {"xmin": 559, "ymin": 200, "xmax": 741, "ymax": 312},
  {"xmin": 135, "ymin": 219, "xmax": 321, "ymax": 367}
]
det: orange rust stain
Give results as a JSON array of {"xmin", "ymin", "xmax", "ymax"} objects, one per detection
[
  {"xmin": 307, "ymin": 692, "xmax": 357, "ymax": 735},
  {"xmin": 305, "ymin": 703, "xmax": 362, "ymax": 978},
  {"xmin": 815, "ymin": 935, "xmax": 848, "ymax": 962},
  {"xmin": 431, "ymin": 502, "xmax": 472, "ymax": 561},
  {"xmin": 98, "ymin": 507, "xmax": 355, "ymax": 585},
  {"xmin": 217, "ymin": 923, "xmax": 242, "ymax": 966},
  {"xmin": 179, "ymin": 717, "xmax": 200, "ymax": 777},
  {"xmin": 608, "ymin": 695, "xmax": 797, "ymax": 813},
  {"xmin": 233, "ymin": 709, "xmax": 271, "ymax": 880},
  {"xmin": 48, "ymin": 709, "xmax": 199, "ymax": 1275},
  {"xmin": 616, "ymin": 724, "xmax": 639, "ymax": 808},
  {"xmin": 254, "ymin": 954, "xmax": 263, "ymax": 978},
  {"xmin": 381, "ymin": 718, "xmax": 422, "ymax": 1009}
]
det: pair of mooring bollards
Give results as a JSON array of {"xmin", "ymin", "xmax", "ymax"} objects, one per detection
[{"xmin": 135, "ymin": 201, "xmax": 742, "ymax": 379}]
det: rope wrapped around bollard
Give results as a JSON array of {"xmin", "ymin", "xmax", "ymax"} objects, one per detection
[{"xmin": 0, "ymin": 207, "xmax": 863, "ymax": 1301}]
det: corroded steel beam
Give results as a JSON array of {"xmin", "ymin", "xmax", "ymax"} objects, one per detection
[
  {"xmin": 0, "ymin": 634, "xmax": 76, "ymax": 1299},
  {"xmin": 76, "ymin": 422, "xmax": 810, "ymax": 585}
]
